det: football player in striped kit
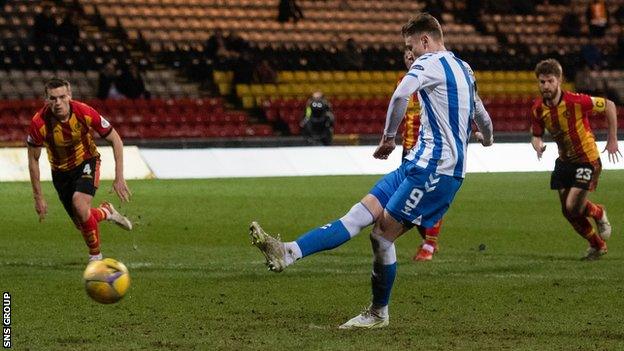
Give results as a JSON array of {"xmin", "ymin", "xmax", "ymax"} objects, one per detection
[
  {"xmin": 27, "ymin": 78, "xmax": 133, "ymax": 262},
  {"xmin": 250, "ymin": 13, "xmax": 493, "ymax": 328},
  {"xmin": 530, "ymin": 58, "xmax": 620, "ymax": 260},
  {"xmin": 400, "ymin": 48, "xmax": 444, "ymax": 262}
]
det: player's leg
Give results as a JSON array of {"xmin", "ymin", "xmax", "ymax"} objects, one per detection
[
  {"xmin": 559, "ymin": 188, "xmax": 606, "ymax": 259},
  {"xmin": 413, "ymin": 218, "xmax": 443, "ymax": 261},
  {"xmin": 79, "ymin": 158, "xmax": 132, "ymax": 228},
  {"xmin": 292, "ymin": 194, "xmax": 381, "ymax": 256},
  {"xmin": 52, "ymin": 166, "xmax": 99, "ymax": 260},
  {"xmin": 552, "ymin": 159, "xmax": 605, "ymax": 259},
  {"xmin": 583, "ymin": 200, "xmax": 610, "ymax": 239},
  {"xmin": 339, "ymin": 211, "xmax": 404, "ymax": 329},
  {"xmin": 250, "ymin": 163, "xmax": 408, "ymax": 272},
  {"xmin": 249, "ymin": 194, "xmax": 382, "ymax": 272},
  {"xmin": 579, "ymin": 160, "xmax": 610, "ymax": 239},
  {"xmin": 72, "ymin": 159, "xmax": 107, "ymax": 261},
  {"xmin": 72, "ymin": 191, "xmax": 102, "ymax": 261},
  {"xmin": 340, "ymin": 166, "xmax": 463, "ymax": 329}
]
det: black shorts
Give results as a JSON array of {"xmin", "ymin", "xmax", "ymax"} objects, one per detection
[
  {"xmin": 52, "ymin": 158, "xmax": 101, "ymax": 217},
  {"xmin": 550, "ymin": 158, "xmax": 601, "ymax": 191}
]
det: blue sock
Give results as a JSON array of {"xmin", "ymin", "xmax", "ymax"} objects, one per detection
[
  {"xmin": 371, "ymin": 262, "xmax": 397, "ymax": 307},
  {"xmin": 295, "ymin": 220, "xmax": 351, "ymax": 257}
]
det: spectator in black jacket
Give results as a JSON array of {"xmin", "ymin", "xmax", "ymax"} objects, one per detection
[
  {"xmin": 301, "ymin": 92, "xmax": 334, "ymax": 146},
  {"xmin": 57, "ymin": 11, "xmax": 80, "ymax": 45},
  {"xmin": 33, "ymin": 4, "xmax": 59, "ymax": 45},
  {"xmin": 97, "ymin": 61, "xmax": 123, "ymax": 100},
  {"xmin": 278, "ymin": 0, "xmax": 303, "ymax": 23},
  {"xmin": 116, "ymin": 64, "xmax": 150, "ymax": 99}
]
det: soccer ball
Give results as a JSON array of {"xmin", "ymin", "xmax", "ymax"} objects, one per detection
[{"xmin": 83, "ymin": 258, "xmax": 130, "ymax": 304}]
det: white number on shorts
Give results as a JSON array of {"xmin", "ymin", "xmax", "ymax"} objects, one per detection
[
  {"xmin": 575, "ymin": 167, "xmax": 592, "ymax": 181},
  {"xmin": 83, "ymin": 164, "xmax": 92, "ymax": 175},
  {"xmin": 401, "ymin": 188, "xmax": 424, "ymax": 216}
]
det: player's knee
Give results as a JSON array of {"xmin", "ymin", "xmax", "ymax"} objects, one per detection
[
  {"xmin": 74, "ymin": 209, "xmax": 90, "ymax": 223},
  {"xmin": 72, "ymin": 203, "xmax": 90, "ymax": 223},
  {"xmin": 370, "ymin": 231, "xmax": 396, "ymax": 264},
  {"xmin": 561, "ymin": 205, "xmax": 571, "ymax": 218},
  {"xmin": 564, "ymin": 203, "xmax": 583, "ymax": 218}
]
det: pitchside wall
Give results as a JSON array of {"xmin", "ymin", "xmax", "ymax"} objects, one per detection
[{"xmin": 1, "ymin": 142, "xmax": 622, "ymax": 181}]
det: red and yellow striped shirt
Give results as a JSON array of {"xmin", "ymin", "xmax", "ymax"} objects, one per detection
[
  {"xmin": 398, "ymin": 76, "xmax": 421, "ymax": 151},
  {"xmin": 530, "ymin": 91, "xmax": 606, "ymax": 163},
  {"xmin": 27, "ymin": 100, "xmax": 113, "ymax": 172}
]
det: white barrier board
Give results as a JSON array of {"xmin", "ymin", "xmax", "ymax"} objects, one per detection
[
  {"xmin": 0, "ymin": 146, "xmax": 153, "ymax": 181},
  {"xmin": 3, "ymin": 142, "xmax": 621, "ymax": 181},
  {"xmin": 140, "ymin": 141, "xmax": 624, "ymax": 179}
]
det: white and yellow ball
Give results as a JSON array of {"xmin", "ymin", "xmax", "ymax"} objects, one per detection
[{"xmin": 83, "ymin": 258, "xmax": 130, "ymax": 304}]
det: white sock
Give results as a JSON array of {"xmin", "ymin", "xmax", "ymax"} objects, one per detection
[
  {"xmin": 370, "ymin": 231, "xmax": 396, "ymax": 265},
  {"xmin": 421, "ymin": 243, "xmax": 435, "ymax": 253},
  {"xmin": 283, "ymin": 241, "xmax": 302, "ymax": 266},
  {"xmin": 339, "ymin": 202, "xmax": 375, "ymax": 238},
  {"xmin": 100, "ymin": 206, "xmax": 112, "ymax": 219},
  {"xmin": 89, "ymin": 253, "xmax": 103, "ymax": 261},
  {"xmin": 371, "ymin": 304, "xmax": 389, "ymax": 318}
]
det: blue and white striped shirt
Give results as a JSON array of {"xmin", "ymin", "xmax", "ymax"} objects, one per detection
[{"xmin": 384, "ymin": 51, "xmax": 491, "ymax": 178}]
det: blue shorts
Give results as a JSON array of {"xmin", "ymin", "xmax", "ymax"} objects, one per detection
[{"xmin": 369, "ymin": 161, "xmax": 463, "ymax": 228}]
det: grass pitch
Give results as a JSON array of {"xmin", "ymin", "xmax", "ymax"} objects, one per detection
[{"xmin": 1, "ymin": 172, "xmax": 624, "ymax": 350}]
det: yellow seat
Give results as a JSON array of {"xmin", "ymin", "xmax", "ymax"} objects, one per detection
[
  {"xmin": 308, "ymin": 71, "xmax": 321, "ymax": 82},
  {"xmin": 370, "ymin": 83, "xmax": 393, "ymax": 97},
  {"xmin": 319, "ymin": 71, "xmax": 333, "ymax": 82},
  {"xmin": 367, "ymin": 84, "xmax": 381, "ymax": 96},
  {"xmin": 294, "ymin": 83, "xmax": 310, "ymax": 97},
  {"xmin": 502, "ymin": 83, "xmax": 518, "ymax": 94},
  {"xmin": 264, "ymin": 84, "xmax": 278, "ymax": 96},
  {"xmin": 236, "ymin": 84, "xmax": 251, "ymax": 97},
  {"xmin": 277, "ymin": 84, "xmax": 293, "ymax": 97},
  {"xmin": 359, "ymin": 71, "xmax": 372, "ymax": 81},
  {"xmin": 241, "ymin": 96, "xmax": 255, "ymax": 108},
  {"xmin": 213, "ymin": 71, "xmax": 233, "ymax": 84},
  {"xmin": 332, "ymin": 71, "xmax": 346, "ymax": 82},
  {"xmin": 370, "ymin": 71, "xmax": 385, "ymax": 82},
  {"xmin": 517, "ymin": 71, "xmax": 534, "ymax": 82},
  {"xmin": 478, "ymin": 82, "xmax": 493, "ymax": 95},
  {"xmin": 250, "ymin": 84, "xmax": 264, "ymax": 95},
  {"xmin": 492, "ymin": 84, "xmax": 506, "ymax": 94},
  {"xmin": 384, "ymin": 83, "xmax": 396, "ymax": 96},
  {"xmin": 212, "ymin": 71, "xmax": 225, "ymax": 84},
  {"xmin": 473, "ymin": 71, "xmax": 484, "ymax": 82},
  {"xmin": 517, "ymin": 83, "xmax": 534, "ymax": 95},
  {"xmin": 294, "ymin": 71, "xmax": 308, "ymax": 82},
  {"xmin": 322, "ymin": 83, "xmax": 337, "ymax": 96},
  {"xmin": 346, "ymin": 71, "xmax": 360, "ymax": 82},
  {"xmin": 218, "ymin": 83, "xmax": 231, "ymax": 96},
  {"xmin": 492, "ymin": 71, "xmax": 506, "ymax": 82},
  {"xmin": 355, "ymin": 84, "xmax": 370, "ymax": 96},
  {"xmin": 480, "ymin": 71, "xmax": 495, "ymax": 83},
  {"xmin": 503, "ymin": 71, "xmax": 517, "ymax": 81},
  {"xmin": 343, "ymin": 83, "xmax": 358, "ymax": 97},
  {"xmin": 279, "ymin": 71, "xmax": 295, "ymax": 83},
  {"xmin": 383, "ymin": 71, "xmax": 398, "ymax": 82},
  {"xmin": 212, "ymin": 71, "xmax": 234, "ymax": 84}
]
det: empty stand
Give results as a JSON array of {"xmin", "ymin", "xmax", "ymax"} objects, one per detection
[{"xmin": 0, "ymin": 98, "xmax": 273, "ymax": 143}]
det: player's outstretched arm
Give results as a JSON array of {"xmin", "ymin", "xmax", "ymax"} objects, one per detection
[
  {"xmin": 374, "ymin": 74, "xmax": 419, "ymax": 159},
  {"xmin": 373, "ymin": 135, "xmax": 396, "ymax": 160},
  {"xmin": 531, "ymin": 136, "xmax": 546, "ymax": 160},
  {"xmin": 27, "ymin": 145, "xmax": 47, "ymax": 221},
  {"xmin": 602, "ymin": 99, "xmax": 621, "ymax": 163},
  {"xmin": 473, "ymin": 94, "xmax": 493, "ymax": 147},
  {"xmin": 105, "ymin": 129, "xmax": 132, "ymax": 202}
]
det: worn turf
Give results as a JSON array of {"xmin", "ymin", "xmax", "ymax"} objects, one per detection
[{"xmin": 1, "ymin": 172, "xmax": 623, "ymax": 350}]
